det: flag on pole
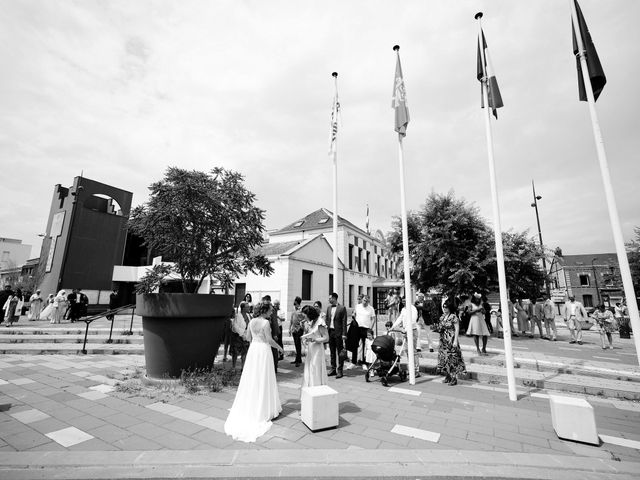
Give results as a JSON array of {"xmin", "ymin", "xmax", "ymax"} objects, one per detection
[
  {"xmin": 477, "ymin": 30, "xmax": 503, "ymax": 119},
  {"xmin": 572, "ymin": 0, "xmax": 606, "ymax": 102},
  {"xmin": 329, "ymin": 77, "xmax": 340, "ymax": 156},
  {"xmin": 392, "ymin": 46, "xmax": 409, "ymax": 137},
  {"xmin": 366, "ymin": 204, "xmax": 370, "ymax": 234}
]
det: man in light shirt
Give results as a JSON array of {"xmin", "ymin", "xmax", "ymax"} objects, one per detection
[
  {"xmin": 563, "ymin": 295, "xmax": 586, "ymax": 344},
  {"xmin": 354, "ymin": 295, "xmax": 376, "ymax": 367},
  {"xmin": 542, "ymin": 295, "xmax": 557, "ymax": 341},
  {"xmin": 391, "ymin": 302, "xmax": 420, "ymax": 377}
]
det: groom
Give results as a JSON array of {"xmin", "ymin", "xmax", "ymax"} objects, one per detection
[{"xmin": 326, "ymin": 292, "xmax": 348, "ymax": 379}]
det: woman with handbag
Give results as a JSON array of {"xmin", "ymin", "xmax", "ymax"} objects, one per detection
[
  {"xmin": 434, "ymin": 299, "xmax": 466, "ymax": 386},
  {"xmin": 592, "ymin": 304, "xmax": 615, "ymax": 350}
]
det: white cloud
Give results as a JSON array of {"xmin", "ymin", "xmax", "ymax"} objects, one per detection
[{"xmin": 0, "ymin": 0, "xmax": 638, "ymax": 260}]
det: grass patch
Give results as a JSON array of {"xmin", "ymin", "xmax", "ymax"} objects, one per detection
[
  {"xmin": 113, "ymin": 364, "xmax": 241, "ymax": 401},
  {"xmin": 180, "ymin": 366, "xmax": 241, "ymax": 394}
]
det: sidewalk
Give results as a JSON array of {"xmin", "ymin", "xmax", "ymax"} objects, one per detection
[{"xmin": 1, "ymin": 351, "xmax": 640, "ymax": 479}]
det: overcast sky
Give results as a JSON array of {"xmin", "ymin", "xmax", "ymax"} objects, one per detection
[{"xmin": 1, "ymin": 0, "xmax": 639, "ymax": 261}]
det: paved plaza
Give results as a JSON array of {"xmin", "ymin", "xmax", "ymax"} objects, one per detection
[{"xmin": 1, "ymin": 317, "xmax": 640, "ymax": 480}]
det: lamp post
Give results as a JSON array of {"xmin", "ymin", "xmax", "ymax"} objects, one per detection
[
  {"xmin": 591, "ymin": 258, "xmax": 601, "ymax": 306},
  {"xmin": 531, "ymin": 180, "xmax": 549, "ymax": 295}
]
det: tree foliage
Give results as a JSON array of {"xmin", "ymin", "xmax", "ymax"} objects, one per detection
[
  {"xmin": 626, "ymin": 227, "xmax": 640, "ymax": 299},
  {"xmin": 389, "ymin": 191, "xmax": 546, "ymax": 299},
  {"xmin": 128, "ymin": 167, "xmax": 272, "ymax": 293}
]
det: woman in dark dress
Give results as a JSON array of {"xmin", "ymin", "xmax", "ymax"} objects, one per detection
[{"xmin": 435, "ymin": 299, "xmax": 466, "ymax": 386}]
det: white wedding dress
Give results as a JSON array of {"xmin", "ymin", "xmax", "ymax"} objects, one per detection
[{"xmin": 224, "ymin": 317, "xmax": 282, "ymax": 442}]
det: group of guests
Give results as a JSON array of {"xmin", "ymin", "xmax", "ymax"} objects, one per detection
[
  {"xmin": 224, "ymin": 291, "xmax": 348, "ymax": 443},
  {"xmin": 497, "ymin": 295, "xmax": 558, "ymax": 341},
  {"xmin": 0, "ymin": 285, "xmax": 90, "ymax": 326}
]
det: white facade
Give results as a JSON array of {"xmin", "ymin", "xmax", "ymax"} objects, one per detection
[{"xmin": 234, "ymin": 208, "xmax": 401, "ymax": 318}]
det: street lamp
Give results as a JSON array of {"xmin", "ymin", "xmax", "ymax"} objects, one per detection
[
  {"xmin": 591, "ymin": 258, "xmax": 601, "ymax": 306},
  {"xmin": 531, "ymin": 180, "xmax": 549, "ymax": 295}
]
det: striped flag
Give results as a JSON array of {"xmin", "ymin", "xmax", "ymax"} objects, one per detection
[
  {"xmin": 572, "ymin": 0, "xmax": 606, "ymax": 102},
  {"xmin": 392, "ymin": 48, "xmax": 409, "ymax": 137},
  {"xmin": 329, "ymin": 89, "xmax": 340, "ymax": 156},
  {"xmin": 366, "ymin": 204, "xmax": 370, "ymax": 234},
  {"xmin": 477, "ymin": 30, "xmax": 503, "ymax": 119}
]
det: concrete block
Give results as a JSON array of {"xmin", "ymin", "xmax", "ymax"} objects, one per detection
[
  {"xmin": 548, "ymin": 394, "xmax": 598, "ymax": 445},
  {"xmin": 300, "ymin": 385, "xmax": 338, "ymax": 431}
]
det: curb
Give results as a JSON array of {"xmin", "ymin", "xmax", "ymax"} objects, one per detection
[{"xmin": 0, "ymin": 450, "xmax": 638, "ymax": 479}]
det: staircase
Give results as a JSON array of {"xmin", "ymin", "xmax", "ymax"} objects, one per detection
[{"xmin": 2, "ymin": 314, "xmax": 638, "ymax": 401}]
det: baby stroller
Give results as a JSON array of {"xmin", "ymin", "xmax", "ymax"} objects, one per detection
[{"xmin": 364, "ymin": 327, "xmax": 408, "ymax": 386}]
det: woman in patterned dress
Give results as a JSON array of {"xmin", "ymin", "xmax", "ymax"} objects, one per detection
[
  {"xmin": 435, "ymin": 299, "xmax": 466, "ymax": 386},
  {"xmin": 592, "ymin": 304, "xmax": 615, "ymax": 350}
]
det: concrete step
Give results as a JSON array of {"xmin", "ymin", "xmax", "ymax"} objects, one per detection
[
  {"xmin": 2, "ymin": 327, "xmax": 143, "ymax": 336},
  {"xmin": 415, "ymin": 356, "xmax": 640, "ymax": 401},
  {"xmin": 0, "ymin": 334, "xmax": 143, "ymax": 344},
  {"xmin": 466, "ymin": 351, "xmax": 640, "ymax": 383},
  {"xmin": 0, "ymin": 342, "xmax": 145, "ymax": 355}
]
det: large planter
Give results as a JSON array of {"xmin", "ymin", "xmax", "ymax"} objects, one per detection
[{"xmin": 136, "ymin": 293, "xmax": 234, "ymax": 379}]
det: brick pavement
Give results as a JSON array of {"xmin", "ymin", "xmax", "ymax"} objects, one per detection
[{"xmin": 1, "ymin": 352, "xmax": 640, "ymax": 478}]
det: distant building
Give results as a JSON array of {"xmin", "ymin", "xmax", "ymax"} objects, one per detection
[
  {"xmin": 548, "ymin": 253, "xmax": 623, "ymax": 309},
  {"xmin": 0, "ymin": 238, "xmax": 31, "ymax": 272},
  {"xmin": 233, "ymin": 208, "xmax": 402, "ymax": 315},
  {"xmin": 37, "ymin": 176, "xmax": 132, "ymax": 305}
]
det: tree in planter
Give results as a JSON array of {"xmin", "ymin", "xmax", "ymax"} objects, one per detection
[{"xmin": 128, "ymin": 167, "xmax": 272, "ymax": 292}]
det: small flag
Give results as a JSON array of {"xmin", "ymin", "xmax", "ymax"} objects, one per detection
[
  {"xmin": 572, "ymin": 0, "xmax": 606, "ymax": 102},
  {"xmin": 477, "ymin": 30, "xmax": 503, "ymax": 119},
  {"xmin": 392, "ymin": 47, "xmax": 409, "ymax": 137},
  {"xmin": 329, "ymin": 77, "xmax": 340, "ymax": 156},
  {"xmin": 366, "ymin": 204, "xmax": 370, "ymax": 234}
]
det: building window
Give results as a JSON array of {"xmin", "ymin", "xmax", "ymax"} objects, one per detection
[
  {"xmin": 579, "ymin": 274, "xmax": 590, "ymax": 287},
  {"xmin": 348, "ymin": 245, "xmax": 353, "ymax": 270},
  {"xmin": 329, "ymin": 273, "xmax": 333, "ymax": 294},
  {"xmin": 367, "ymin": 287, "xmax": 371, "ymax": 299},
  {"xmin": 302, "ymin": 270, "xmax": 313, "ymax": 300},
  {"xmin": 385, "ymin": 259, "xmax": 388, "ymax": 278},
  {"xmin": 377, "ymin": 255, "xmax": 381, "ymax": 276},
  {"xmin": 353, "ymin": 236, "xmax": 359, "ymax": 246},
  {"xmin": 582, "ymin": 294, "xmax": 593, "ymax": 308},
  {"xmin": 357, "ymin": 248, "xmax": 362, "ymax": 272},
  {"xmin": 348, "ymin": 284, "xmax": 354, "ymax": 308},
  {"xmin": 366, "ymin": 251, "xmax": 370, "ymax": 274}
]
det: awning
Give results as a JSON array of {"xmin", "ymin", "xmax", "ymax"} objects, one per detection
[{"xmin": 371, "ymin": 278, "xmax": 404, "ymax": 288}]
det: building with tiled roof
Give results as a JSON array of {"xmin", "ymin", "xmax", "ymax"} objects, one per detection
[
  {"xmin": 232, "ymin": 208, "xmax": 401, "ymax": 315},
  {"xmin": 548, "ymin": 252, "xmax": 624, "ymax": 309}
]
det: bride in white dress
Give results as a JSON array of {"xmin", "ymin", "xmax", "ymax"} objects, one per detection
[{"xmin": 224, "ymin": 302, "xmax": 284, "ymax": 442}]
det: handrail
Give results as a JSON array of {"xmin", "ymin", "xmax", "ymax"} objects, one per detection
[{"xmin": 81, "ymin": 304, "xmax": 136, "ymax": 354}]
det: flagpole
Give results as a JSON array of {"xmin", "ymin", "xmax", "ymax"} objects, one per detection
[
  {"xmin": 393, "ymin": 45, "xmax": 416, "ymax": 385},
  {"xmin": 331, "ymin": 72, "xmax": 339, "ymax": 299},
  {"xmin": 475, "ymin": 13, "xmax": 517, "ymax": 401},
  {"xmin": 569, "ymin": 1, "xmax": 640, "ymax": 365}
]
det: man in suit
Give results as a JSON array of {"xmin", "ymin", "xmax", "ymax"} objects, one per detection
[
  {"xmin": 326, "ymin": 292, "xmax": 348, "ymax": 378},
  {"xmin": 78, "ymin": 289, "xmax": 89, "ymax": 318},
  {"xmin": 563, "ymin": 295, "xmax": 587, "ymax": 345},
  {"xmin": 261, "ymin": 295, "xmax": 280, "ymax": 373},
  {"xmin": 66, "ymin": 289, "xmax": 79, "ymax": 322}
]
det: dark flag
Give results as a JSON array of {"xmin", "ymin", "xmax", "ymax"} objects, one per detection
[
  {"xmin": 477, "ymin": 30, "xmax": 503, "ymax": 119},
  {"xmin": 572, "ymin": 0, "xmax": 606, "ymax": 101}
]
